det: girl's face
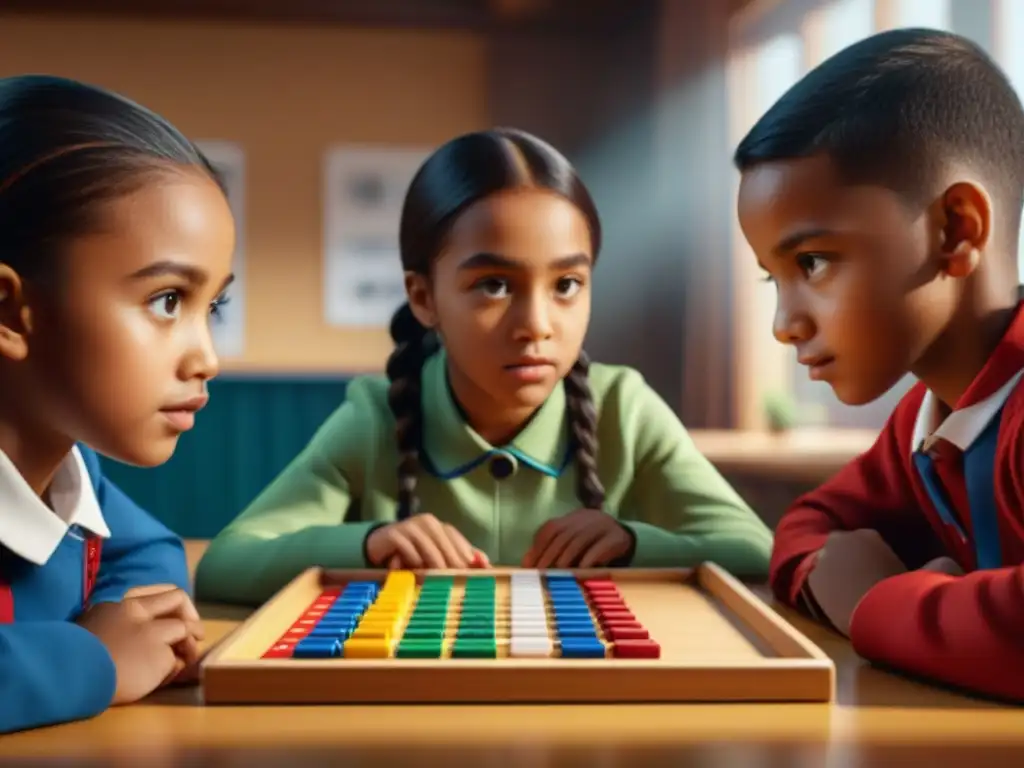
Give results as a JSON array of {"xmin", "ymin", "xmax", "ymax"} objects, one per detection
[
  {"xmin": 407, "ymin": 187, "xmax": 594, "ymax": 432},
  {"xmin": 2, "ymin": 170, "xmax": 236, "ymax": 467}
]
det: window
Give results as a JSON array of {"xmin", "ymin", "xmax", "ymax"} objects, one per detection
[
  {"xmin": 993, "ymin": 0, "xmax": 1024, "ymax": 275},
  {"xmin": 879, "ymin": 0, "xmax": 950, "ymax": 30}
]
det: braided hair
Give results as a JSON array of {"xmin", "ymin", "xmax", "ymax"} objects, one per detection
[{"xmin": 387, "ymin": 128, "xmax": 604, "ymax": 519}]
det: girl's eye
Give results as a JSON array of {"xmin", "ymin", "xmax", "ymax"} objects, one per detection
[
  {"xmin": 148, "ymin": 290, "xmax": 182, "ymax": 320},
  {"xmin": 556, "ymin": 277, "xmax": 582, "ymax": 298},
  {"xmin": 210, "ymin": 294, "xmax": 231, "ymax": 321},
  {"xmin": 477, "ymin": 278, "xmax": 509, "ymax": 298}
]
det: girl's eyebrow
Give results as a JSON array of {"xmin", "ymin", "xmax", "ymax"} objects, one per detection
[
  {"xmin": 128, "ymin": 260, "xmax": 208, "ymax": 285},
  {"xmin": 457, "ymin": 251, "xmax": 591, "ymax": 271},
  {"xmin": 128, "ymin": 260, "xmax": 236, "ymax": 295}
]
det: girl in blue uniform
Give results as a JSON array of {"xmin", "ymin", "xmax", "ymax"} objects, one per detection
[{"xmin": 0, "ymin": 75, "xmax": 236, "ymax": 733}]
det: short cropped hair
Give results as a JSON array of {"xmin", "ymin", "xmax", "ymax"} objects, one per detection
[{"xmin": 734, "ymin": 28, "xmax": 1024, "ymax": 244}]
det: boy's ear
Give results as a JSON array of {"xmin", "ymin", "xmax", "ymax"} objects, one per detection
[
  {"xmin": 937, "ymin": 181, "xmax": 990, "ymax": 278},
  {"xmin": 404, "ymin": 271, "xmax": 437, "ymax": 329},
  {"xmin": 0, "ymin": 264, "xmax": 32, "ymax": 361}
]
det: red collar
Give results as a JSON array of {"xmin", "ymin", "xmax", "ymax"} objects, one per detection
[{"xmin": 957, "ymin": 301, "xmax": 1024, "ymax": 409}]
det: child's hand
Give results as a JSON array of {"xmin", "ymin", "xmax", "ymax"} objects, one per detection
[
  {"xmin": 366, "ymin": 514, "xmax": 490, "ymax": 569},
  {"xmin": 76, "ymin": 587, "xmax": 205, "ymax": 705},
  {"xmin": 122, "ymin": 584, "xmax": 205, "ymax": 685},
  {"xmin": 806, "ymin": 529, "xmax": 907, "ymax": 637},
  {"xmin": 919, "ymin": 556, "xmax": 964, "ymax": 575},
  {"xmin": 521, "ymin": 509, "xmax": 633, "ymax": 569}
]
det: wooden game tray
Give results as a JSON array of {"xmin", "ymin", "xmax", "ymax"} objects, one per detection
[{"xmin": 201, "ymin": 564, "xmax": 835, "ymax": 704}]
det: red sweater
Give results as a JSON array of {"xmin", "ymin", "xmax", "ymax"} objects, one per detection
[{"xmin": 770, "ymin": 305, "xmax": 1024, "ymax": 702}]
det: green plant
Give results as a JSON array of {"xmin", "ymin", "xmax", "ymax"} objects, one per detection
[{"xmin": 763, "ymin": 391, "xmax": 799, "ymax": 433}]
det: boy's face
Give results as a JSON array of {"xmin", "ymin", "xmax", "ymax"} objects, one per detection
[{"xmin": 737, "ymin": 153, "xmax": 959, "ymax": 406}]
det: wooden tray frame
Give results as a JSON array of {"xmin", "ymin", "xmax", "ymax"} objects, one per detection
[{"xmin": 201, "ymin": 563, "xmax": 835, "ymax": 704}]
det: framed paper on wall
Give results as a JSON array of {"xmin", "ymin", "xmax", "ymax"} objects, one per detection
[
  {"xmin": 322, "ymin": 145, "xmax": 430, "ymax": 327},
  {"xmin": 196, "ymin": 139, "xmax": 247, "ymax": 358}
]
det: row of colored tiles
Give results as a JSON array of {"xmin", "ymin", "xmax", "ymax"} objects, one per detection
[{"xmin": 263, "ymin": 575, "xmax": 661, "ymax": 659}]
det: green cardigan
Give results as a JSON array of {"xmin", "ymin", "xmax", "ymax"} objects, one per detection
[{"xmin": 195, "ymin": 351, "xmax": 772, "ymax": 605}]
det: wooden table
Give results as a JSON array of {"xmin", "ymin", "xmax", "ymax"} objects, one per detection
[
  {"xmin": 688, "ymin": 428, "xmax": 878, "ymax": 481},
  {"xmin": 1, "ymin": 542, "xmax": 1021, "ymax": 766}
]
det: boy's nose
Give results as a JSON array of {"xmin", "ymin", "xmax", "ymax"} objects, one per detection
[{"xmin": 773, "ymin": 302, "xmax": 814, "ymax": 345}]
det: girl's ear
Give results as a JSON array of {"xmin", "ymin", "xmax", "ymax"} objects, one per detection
[
  {"xmin": 0, "ymin": 264, "xmax": 32, "ymax": 361},
  {"xmin": 404, "ymin": 271, "xmax": 437, "ymax": 329}
]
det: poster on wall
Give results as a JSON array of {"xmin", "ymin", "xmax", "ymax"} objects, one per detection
[
  {"xmin": 195, "ymin": 139, "xmax": 246, "ymax": 358},
  {"xmin": 322, "ymin": 145, "xmax": 430, "ymax": 327}
]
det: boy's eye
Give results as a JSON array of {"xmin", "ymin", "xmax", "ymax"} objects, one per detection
[
  {"xmin": 148, "ymin": 290, "xmax": 182, "ymax": 320},
  {"xmin": 797, "ymin": 253, "xmax": 830, "ymax": 278},
  {"xmin": 556, "ymin": 277, "xmax": 582, "ymax": 297}
]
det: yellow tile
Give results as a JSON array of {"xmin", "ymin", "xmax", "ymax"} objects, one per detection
[{"xmin": 343, "ymin": 637, "xmax": 394, "ymax": 658}]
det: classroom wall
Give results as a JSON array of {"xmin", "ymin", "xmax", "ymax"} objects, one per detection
[
  {"xmin": 0, "ymin": 8, "xmax": 755, "ymax": 537},
  {"xmin": 0, "ymin": 14, "xmax": 491, "ymax": 534},
  {"xmin": 0, "ymin": 13, "xmax": 488, "ymax": 374}
]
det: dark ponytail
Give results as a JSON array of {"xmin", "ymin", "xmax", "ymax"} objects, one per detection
[{"xmin": 387, "ymin": 127, "xmax": 603, "ymax": 518}]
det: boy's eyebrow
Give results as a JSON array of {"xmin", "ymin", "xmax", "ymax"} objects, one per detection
[
  {"xmin": 773, "ymin": 227, "xmax": 833, "ymax": 254},
  {"xmin": 458, "ymin": 252, "xmax": 591, "ymax": 271},
  {"xmin": 128, "ymin": 260, "xmax": 209, "ymax": 285}
]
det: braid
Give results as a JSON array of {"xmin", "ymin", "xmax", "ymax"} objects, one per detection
[
  {"xmin": 563, "ymin": 349, "xmax": 605, "ymax": 510},
  {"xmin": 385, "ymin": 302, "xmax": 431, "ymax": 519}
]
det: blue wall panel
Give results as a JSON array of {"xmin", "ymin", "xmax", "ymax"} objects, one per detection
[{"xmin": 98, "ymin": 376, "xmax": 350, "ymax": 538}]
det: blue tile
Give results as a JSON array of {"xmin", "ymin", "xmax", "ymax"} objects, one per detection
[
  {"xmin": 293, "ymin": 637, "xmax": 341, "ymax": 658},
  {"xmin": 557, "ymin": 626, "xmax": 598, "ymax": 638},
  {"xmin": 560, "ymin": 638, "xmax": 606, "ymax": 658}
]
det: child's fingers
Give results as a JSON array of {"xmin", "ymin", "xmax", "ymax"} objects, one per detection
[
  {"xmin": 386, "ymin": 529, "xmax": 426, "ymax": 569},
  {"xmin": 129, "ymin": 588, "xmax": 194, "ymax": 622},
  {"xmin": 534, "ymin": 521, "xmax": 588, "ymax": 569},
  {"xmin": 441, "ymin": 523, "xmax": 475, "ymax": 566},
  {"xmin": 577, "ymin": 535, "xmax": 621, "ymax": 568},
  {"xmin": 173, "ymin": 633, "xmax": 201, "ymax": 667},
  {"xmin": 470, "ymin": 549, "xmax": 491, "ymax": 568},
  {"xmin": 553, "ymin": 527, "xmax": 604, "ymax": 569},
  {"xmin": 405, "ymin": 527, "xmax": 449, "ymax": 569},
  {"xmin": 522, "ymin": 520, "xmax": 565, "ymax": 567},
  {"xmin": 415, "ymin": 518, "xmax": 465, "ymax": 567}
]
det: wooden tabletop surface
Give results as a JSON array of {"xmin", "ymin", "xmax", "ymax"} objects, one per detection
[
  {"xmin": 688, "ymin": 428, "xmax": 878, "ymax": 480},
  {"xmin": 1, "ymin": 541, "xmax": 1021, "ymax": 766}
]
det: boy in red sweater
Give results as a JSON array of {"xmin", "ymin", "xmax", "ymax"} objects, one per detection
[{"xmin": 734, "ymin": 27, "xmax": 1024, "ymax": 702}]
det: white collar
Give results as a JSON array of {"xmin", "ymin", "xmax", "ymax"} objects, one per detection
[
  {"xmin": 911, "ymin": 369, "xmax": 1024, "ymax": 456},
  {"xmin": 0, "ymin": 445, "xmax": 111, "ymax": 566}
]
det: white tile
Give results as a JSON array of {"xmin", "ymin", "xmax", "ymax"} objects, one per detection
[{"xmin": 509, "ymin": 636, "xmax": 553, "ymax": 657}]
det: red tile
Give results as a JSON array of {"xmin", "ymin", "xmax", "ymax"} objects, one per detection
[
  {"xmin": 606, "ymin": 625, "xmax": 649, "ymax": 640},
  {"xmin": 613, "ymin": 639, "xmax": 661, "ymax": 659}
]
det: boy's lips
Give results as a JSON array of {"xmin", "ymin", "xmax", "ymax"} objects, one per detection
[{"xmin": 798, "ymin": 354, "xmax": 836, "ymax": 380}]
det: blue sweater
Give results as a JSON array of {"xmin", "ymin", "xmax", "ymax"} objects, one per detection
[{"xmin": 0, "ymin": 445, "xmax": 190, "ymax": 734}]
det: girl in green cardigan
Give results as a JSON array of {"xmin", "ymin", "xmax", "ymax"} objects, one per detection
[{"xmin": 196, "ymin": 128, "xmax": 772, "ymax": 605}]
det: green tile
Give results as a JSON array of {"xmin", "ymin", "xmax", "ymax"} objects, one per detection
[
  {"xmin": 397, "ymin": 640, "xmax": 444, "ymax": 658},
  {"xmin": 402, "ymin": 626, "xmax": 446, "ymax": 640},
  {"xmin": 451, "ymin": 639, "xmax": 497, "ymax": 658}
]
